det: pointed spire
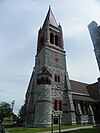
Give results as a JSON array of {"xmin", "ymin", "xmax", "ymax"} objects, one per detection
[
  {"xmin": 43, "ymin": 6, "xmax": 58, "ymax": 27},
  {"xmin": 49, "ymin": 5, "xmax": 51, "ymax": 10}
]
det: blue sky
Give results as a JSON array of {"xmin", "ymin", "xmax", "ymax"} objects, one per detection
[{"xmin": 0, "ymin": 0, "xmax": 100, "ymax": 114}]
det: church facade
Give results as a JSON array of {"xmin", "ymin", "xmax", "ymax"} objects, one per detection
[{"xmin": 24, "ymin": 7, "xmax": 98, "ymax": 127}]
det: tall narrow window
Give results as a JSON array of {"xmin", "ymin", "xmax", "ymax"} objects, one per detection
[
  {"xmin": 55, "ymin": 35, "xmax": 58, "ymax": 46},
  {"xmin": 59, "ymin": 100, "xmax": 62, "ymax": 111},
  {"xmin": 41, "ymin": 77, "xmax": 44, "ymax": 84},
  {"xmin": 54, "ymin": 100, "xmax": 57, "ymax": 111},
  {"xmin": 46, "ymin": 77, "xmax": 48, "ymax": 84},
  {"xmin": 58, "ymin": 75, "xmax": 60, "ymax": 82},
  {"xmin": 50, "ymin": 33, "xmax": 54, "ymax": 44},
  {"xmin": 55, "ymin": 75, "xmax": 57, "ymax": 82},
  {"xmin": 48, "ymin": 79, "xmax": 51, "ymax": 85},
  {"xmin": 54, "ymin": 74, "xmax": 60, "ymax": 83}
]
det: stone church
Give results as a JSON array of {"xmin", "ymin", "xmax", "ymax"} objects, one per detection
[{"xmin": 23, "ymin": 7, "xmax": 100, "ymax": 127}]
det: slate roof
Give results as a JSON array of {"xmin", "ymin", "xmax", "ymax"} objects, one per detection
[
  {"xmin": 87, "ymin": 82, "xmax": 100, "ymax": 101},
  {"xmin": 70, "ymin": 80, "xmax": 97, "ymax": 102},
  {"xmin": 43, "ymin": 6, "xmax": 58, "ymax": 27},
  {"xmin": 70, "ymin": 80, "xmax": 89, "ymax": 95}
]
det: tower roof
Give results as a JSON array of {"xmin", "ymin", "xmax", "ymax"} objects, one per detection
[{"xmin": 43, "ymin": 6, "xmax": 58, "ymax": 27}]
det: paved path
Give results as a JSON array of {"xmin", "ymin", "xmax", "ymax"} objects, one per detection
[{"xmin": 37, "ymin": 126, "xmax": 93, "ymax": 133}]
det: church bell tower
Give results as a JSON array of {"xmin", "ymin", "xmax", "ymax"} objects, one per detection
[{"xmin": 25, "ymin": 7, "xmax": 76, "ymax": 127}]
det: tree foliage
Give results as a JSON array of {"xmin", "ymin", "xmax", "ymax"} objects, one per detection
[
  {"xmin": 18, "ymin": 104, "xmax": 26, "ymax": 124},
  {"xmin": 18, "ymin": 105, "xmax": 25, "ymax": 118},
  {"xmin": 0, "ymin": 102, "xmax": 12, "ymax": 123}
]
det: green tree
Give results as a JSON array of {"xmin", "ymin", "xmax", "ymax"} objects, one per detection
[
  {"xmin": 0, "ymin": 102, "xmax": 12, "ymax": 123},
  {"xmin": 18, "ymin": 104, "xmax": 26, "ymax": 124}
]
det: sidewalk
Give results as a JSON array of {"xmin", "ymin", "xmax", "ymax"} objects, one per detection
[{"xmin": 37, "ymin": 126, "xmax": 93, "ymax": 133}]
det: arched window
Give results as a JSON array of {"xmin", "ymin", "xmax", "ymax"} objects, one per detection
[
  {"xmin": 55, "ymin": 35, "xmax": 59, "ymax": 46},
  {"xmin": 54, "ymin": 100, "xmax": 62, "ymax": 111},
  {"xmin": 54, "ymin": 74, "xmax": 60, "ymax": 83},
  {"xmin": 50, "ymin": 33, "xmax": 54, "ymax": 44},
  {"xmin": 54, "ymin": 100, "xmax": 58, "ymax": 111},
  {"xmin": 46, "ymin": 77, "xmax": 48, "ymax": 84},
  {"xmin": 41, "ymin": 77, "xmax": 44, "ymax": 84},
  {"xmin": 55, "ymin": 75, "xmax": 57, "ymax": 82},
  {"xmin": 37, "ymin": 77, "xmax": 51, "ymax": 85},
  {"xmin": 59, "ymin": 100, "xmax": 62, "ymax": 111},
  {"xmin": 48, "ymin": 79, "xmax": 51, "ymax": 85},
  {"xmin": 58, "ymin": 75, "xmax": 60, "ymax": 82}
]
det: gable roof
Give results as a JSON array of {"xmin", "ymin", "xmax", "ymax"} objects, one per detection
[
  {"xmin": 37, "ymin": 67, "xmax": 52, "ymax": 77},
  {"xmin": 70, "ymin": 80, "xmax": 96, "ymax": 102},
  {"xmin": 70, "ymin": 80, "xmax": 89, "ymax": 95}
]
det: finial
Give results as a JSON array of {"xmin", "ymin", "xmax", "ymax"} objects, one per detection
[
  {"xmin": 59, "ymin": 23, "xmax": 61, "ymax": 26},
  {"xmin": 49, "ymin": 5, "xmax": 51, "ymax": 10},
  {"xmin": 59, "ymin": 23, "xmax": 62, "ymax": 28}
]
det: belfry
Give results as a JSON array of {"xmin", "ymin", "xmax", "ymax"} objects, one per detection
[{"xmin": 24, "ymin": 7, "xmax": 76, "ymax": 127}]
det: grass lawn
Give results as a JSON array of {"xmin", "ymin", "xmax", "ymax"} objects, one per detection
[
  {"xmin": 66, "ymin": 128, "xmax": 100, "ymax": 133},
  {"xmin": 6, "ymin": 124, "xmax": 96, "ymax": 133}
]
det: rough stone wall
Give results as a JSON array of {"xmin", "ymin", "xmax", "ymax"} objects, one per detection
[
  {"xmin": 33, "ymin": 102, "xmax": 52, "ymax": 127},
  {"xmin": 24, "ymin": 71, "xmax": 35, "ymax": 127},
  {"xmin": 35, "ymin": 47, "xmax": 45, "ymax": 72},
  {"xmin": 45, "ymin": 45, "xmax": 76, "ymax": 125},
  {"xmin": 45, "ymin": 46, "xmax": 66, "ymax": 70},
  {"xmin": 33, "ymin": 85, "xmax": 52, "ymax": 127}
]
